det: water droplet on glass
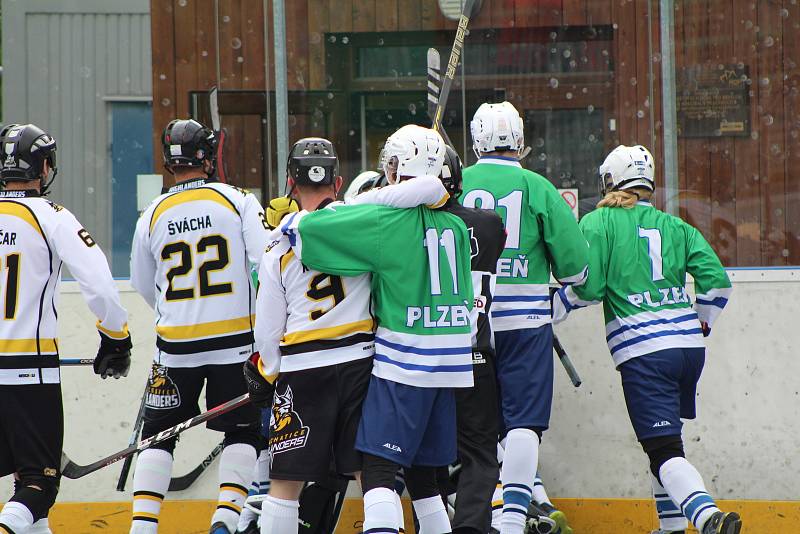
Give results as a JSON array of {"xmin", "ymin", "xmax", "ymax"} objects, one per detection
[
  {"xmin": 569, "ymin": 60, "xmax": 577, "ymax": 69},
  {"xmin": 562, "ymin": 49, "xmax": 572, "ymax": 59},
  {"xmin": 770, "ymin": 144, "xmax": 781, "ymax": 155},
  {"xmin": 644, "ymin": 98, "xmax": 650, "ymax": 108},
  {"xmin": 587, "ymin": 105, "xmax": 595, "ymax": 113},
  {"xmin": 161, "ymin": 98, "xmax": 171, "ymax": 107},
  {"xmin": 377, "ymin": 38, "xmax": 384, "ymax": 46},
  {"xmin": 548, "ymin": 78, "xmax": 559, "ymax": 89},
  {"xmin": 328, "ymin": 35, "xmax": 337, "ymax": 43},
  {"xmin": 310, "ymin": 32, "xmax": 322, "ymax": 45},
  {"xmin": 760, "ymin": 77, "xmax": 770, "ymax": 86},
  {"xmin": 612, "ymin": 23, "xmax": 618, "ymax": 29},
  {"xmin": 237, "ymin": 56, "xmax": 244, "ymax": 63},
  {"xmin": 250, "ymin": 168, "xmax": 257, "ymax": 174},
  {"xmin": 652, "ymin": 53, "xmax": 662, "ymax": 63},
  {"xmin": 582, "ymin": 87, "xmax": 588, "ymax": 94},
  {"xmin": 342, "ymin": 36, "xmax": 350, "ymax": 44},
  {"xmin": 201, "ymin": 50, "xmax": 209, "ymax": 57},
  {"xmin": 327, "ymin": 92, "xmax": 334, "ymax": 100},
  {"xmin": 549, "ymin": 31, "xmax": 558, "ymax": 40},
  {"xmin": 782, "ymin": 249, "xmax": 790, "ymax": 258},
  {"xmin": 764, "ymin": 36, "xmax": 775, "ymax": 47},
  {"xmin": 348, "ymin": 130, "xmax": 355, "ymax": 137},
  {"xmin": 178, "ymin": 0, "xmax": 187, "ymax": 6},
  {"xmin": 588, "ymin": 134, "xmax": 597, "ymax": 142},
  {"xmin": 744, "ymin": 20, "xmax": 753, "ymax": 30},
  {"xmin": 566, "ymin": 92, "xmax": 573, "ymax": 100},
  {"xmin": 222, "ymin": 15, "xmax": 230, "ymax": 23},
  {"xmin": 80, "ymin": 66, "xmax": 92, "ymax": 78},
  {"xmin": 630, "ymin": 77, "xmax": 638, "ymax": 86},
  {"xmin": 762, "ymin": 114, "xmax": 774, "ymax": 126},
  {"xmin": 535, "ymin": 138, "xmax": 545, "ymax": 147},
  {"xmin": 780, "ymin": 8, "xmax": 789, "ymax": 18},
  {"xmin": 637, "ymin": 110, "xmax": 645, "ymax": 118},
  {"xmin": 750, "ymin": 131, "xmax": 759, "ymax": 140},
  {"xmin": 87, "ymin": 187, "xmax": 95, "ymax": 194},
  {"xmin": 231, "ymin": 37, "xmax": 242, "ymax": 50},
  {"xmin": 408, "ymin": 103, "xmax": 417, "ymax": 115},
  {"xmin": 538, "ymin": 153, "xmax": 547, "ymax": 161}
]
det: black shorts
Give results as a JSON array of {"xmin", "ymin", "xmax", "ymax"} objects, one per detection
[
  {"xmin": 0, "ymin": 384, "xmax": 63, "ymax": 483},
  {"xmin": 141, "ymin": 361, "xmax": 258, "ymax": 440},
  {"xmin": 268, "ymin": 357, "xmax": 372, "ymax": 482}
]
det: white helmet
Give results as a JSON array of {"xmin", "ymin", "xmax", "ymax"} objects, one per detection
[
  {"xmin": 470, "ymin": 101, "xmax": 525, "ymax": 158},
  {"xmin": 598, "ymin": 144, "xmax": 655, "ymax": 193},
  {"xmin": 381, "ymin": 125, "xmax": 446, "ymax": 183},
  {"xmin": 344, "ymin": 170, "xmax": 380, "ymax": 202}
]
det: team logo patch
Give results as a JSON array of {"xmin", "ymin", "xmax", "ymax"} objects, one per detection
[
  {"xmin": 268, "ymin": 386, "xmax": 310, "ymax": 455},
  {"xmin": 43, "ymin": 467, "xmax": 57, "ymax": 477},
  {"xmin": 308, "ymin": 165, "xmax": 326, "ymax": 182},
  {"xmin": 146, "ymin": 364, "xmax": 181, "ymax": 410}
]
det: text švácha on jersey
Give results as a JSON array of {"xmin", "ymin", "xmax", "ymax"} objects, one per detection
[
  {"xmin": 167, "ymin": 215, "xmax": 213, "ymax": 236},
  {"xmin": 406, "ymin": 304, "xmax": 471, "ymax": 328},
  {"xmin": 627, "ymin": 287, "xmax": 692, "ymax": 308}
]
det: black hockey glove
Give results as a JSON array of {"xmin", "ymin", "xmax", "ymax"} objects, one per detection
[
  {"xmin": 243, "ymin": 352, "xmax": 275, "ymax": 409},
  {"xmin": 94, "ymin": 332, "xmax": 132, "ymax": 379}
]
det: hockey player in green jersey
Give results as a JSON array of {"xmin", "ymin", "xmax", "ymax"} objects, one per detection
[
  {"xmin": 460, "ymin": 102, "xmax": 588, "ymax": 534},
  {"xmin": 281, "ymin": 125, "xmax": 473, "ymax": 534},
  {"xmin": 553, "ymin": 145, "xmax": 740, "ymax": 534}
]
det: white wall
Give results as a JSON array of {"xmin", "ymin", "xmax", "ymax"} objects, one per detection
[{"xmin": 1, "ymin": 270, "xmax": 797, "ymax": 502}]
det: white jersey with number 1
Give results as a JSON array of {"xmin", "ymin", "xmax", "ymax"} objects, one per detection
[
  {"xmin": 0, "ymin": 190, "xmax": 128, "ymax": 385},
  {"xmin": 131, "ymin": 178, "xmax": 271, "ymax": 368}
]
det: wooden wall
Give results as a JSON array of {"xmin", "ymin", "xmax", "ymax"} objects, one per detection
[{"xmin": 149, "ymin": 0, "xmax": 799, "ymax": 266}]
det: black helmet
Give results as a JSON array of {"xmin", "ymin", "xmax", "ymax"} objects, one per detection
[
  {"xmin": 162, "ymin": 119, "xmax": 216, "ymax": 175},
  {"xmin": 440, "ymin": 145, "xmax": 463, "ymax": 197},
  {"xmin": 0, "ymin": 123, "xmax": 58, "ymax": 194},
  {"xmin": 287, "ymin": 137, "xmax": 339, "ymax": 186}
]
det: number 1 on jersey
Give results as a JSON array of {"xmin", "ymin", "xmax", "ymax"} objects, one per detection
[
  {"xmin": 1, "ymin": 253, "xmax": 20, "ymax": 320},
  {"xmin": 638, "ymin": 227, "xmax": 664, "ymax": 281},
  {"xmin": 424, "ymin": 228, "xmax": 458, "ymax": 295}
]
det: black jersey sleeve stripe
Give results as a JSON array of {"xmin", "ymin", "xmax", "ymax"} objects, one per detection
[
  {"xmin": 0, "ymin": 354, "xmax": 59, "ymax": 369},
  {"xmin": 279, "ymin": 332, "xmax": 375, "ymax": 356},
  {"xmin": 156, "ymin": 331, "xmax": 255, "ymax": 355}
]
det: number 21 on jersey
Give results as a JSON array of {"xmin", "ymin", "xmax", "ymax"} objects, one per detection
[{"xmin": 461, "ymin": 189, "xmax": 522, "ymax": 249}]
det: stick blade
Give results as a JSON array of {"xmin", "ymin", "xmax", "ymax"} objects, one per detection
[
  {"xmin": 427, "ymin": 48, "xmax": 441, "ymax": 123},
  {"xmin": 208, "ymin": 86, "xmax": 220, "ymax": 132}
]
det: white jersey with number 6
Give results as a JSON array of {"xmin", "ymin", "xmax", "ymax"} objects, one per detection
[
  {"xmin": 0, "ymin": 190, "xmax": 129, "ymax": 385},
  {"xmin": 131, "ymin": 178, "xmax": 270, "ymax": 367}
]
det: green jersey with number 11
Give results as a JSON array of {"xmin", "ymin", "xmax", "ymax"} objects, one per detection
[
  {"xmin": 553, "ymin": 201, "xmax": 732, "ymax": 367},
  {"xmin": 281, "ymin": 203, "xmax": 474, "ymax": 388},
  {"xmin": 460, "ymin": 157, "xmax": 589, "ymax": 331}
]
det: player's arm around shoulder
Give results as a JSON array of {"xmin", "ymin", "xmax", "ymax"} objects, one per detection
[
  {"xmin": 349, "ymin": 175, "xmax": 449, "ymax": 209},
  {"xmin": 47, "ymin": 204, "xmax": 133, "ymax": 378}
]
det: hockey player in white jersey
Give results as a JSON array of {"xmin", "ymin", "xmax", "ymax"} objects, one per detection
[
  {"xmin": 0, "ymin": 124, "xmax": 131, "ymax": 534},
  {"xmin": 245, "ymin": 137, "xmax": 451, "ymax": 534},
  {"xmin": 129, "ymin": 119, "xmax": 270, "ymax": 534}
]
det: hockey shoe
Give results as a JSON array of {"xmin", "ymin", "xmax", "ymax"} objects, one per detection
[
  {"xmin": 235, "ymin": 521, "xmax": 259, "ymax": 534},
  {"xmin": 244, "ymin": 494, "xmax": 268, "ymax": 515},
  {"xmin": 701, "ymin": 511, "xmax": 742, "ymax": 534},
  {"xmin": 538, "ymin": 502, "xmax": 573, "ymax": 534},
  {"xmin": 209, "ymin": 522, "xmax": 231, "ymax": 534},
  {"xmin": 524, "ymin": 501, "xmax": 557, "ymax": 534}
]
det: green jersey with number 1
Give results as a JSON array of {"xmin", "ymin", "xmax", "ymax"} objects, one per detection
[
  {"xmin": 281, "ymin": 203, "xmax": 474, "ymax": 388},
  {"xmin": 553, "ymin": 201, "xmax": 732, "ymax": 367},
  {"xmin": 460, "ymin": 157, "xmax": 589, "ymax": 331}
]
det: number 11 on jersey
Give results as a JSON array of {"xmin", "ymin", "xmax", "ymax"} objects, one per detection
[{"xmin": 423, "ymin": 228, "xmax": 459, "ymax": 295}]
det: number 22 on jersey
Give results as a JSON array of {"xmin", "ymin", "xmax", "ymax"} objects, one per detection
[
  {"xmin": 161, "ymin": 235, "xmax": 233, "ymax": 301},
  {"xmin": 461, "ymin": 189, "xmax": 522, "ymax": 249}
]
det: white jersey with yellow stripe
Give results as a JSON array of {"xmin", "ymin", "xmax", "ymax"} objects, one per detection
[
  {"xmin": 255, "ymin": 232, "xmax": 375, "ymax": 376},
  {"xmin": 131, "ymin": 178, "xmax": 270, "ymax": 367},
  {"xmin": 0, "ymin": 190, "xmax": 128, "ymax": 385}
]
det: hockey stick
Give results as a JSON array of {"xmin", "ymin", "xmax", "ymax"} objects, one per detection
[
  {"xmin": 431, "ymin": 0, "xmax": 482, "ymax": 144},
  {"xmin": 553, "ymin": 335, "xmax": 581, "ymax": 387},
  {"xmin": 168, "ymin": 440, "xmax": 224, "ymax": 492},
  {"xmin": 208, "ymin": 86, "xmax": 228, "ymax": 184},
  {"xmin": 115, "ymin": 381, "xmax": 151, "ymax": 491},
  {"xmin": 59, "ymin": 358, "xmax": 95, "ymax": 366},
  {"xmin": 61, "ymin": 393, "xmax": 251, "ymax": 479},
  {"xmin": 427, "ymin": 48, "xmax": 442, "ymax": 124}
]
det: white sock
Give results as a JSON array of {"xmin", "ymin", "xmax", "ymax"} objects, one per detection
[
  {"xmin": 500, "ymin": 428, "xmax": 539, "ymax": 534},
  {"xmin": 412, "ymin": 496, "xmax": 451, "ymax": 534},
  {"xmin": 394, "ymin": 491, "xmax": 406, "ymax": 533},
  {"xmin": 212, "ymin": 443, "xmax": 257, "ymax": 531},
  {"xmin": 29, "ymin": 517, "xmax": 52, "ymax": 534},
  {"xmin": 659, "ymin": 457, "xmax": 720, "ymax": 531},
  {"xmin": 237, "ymin": 449, "xmax": 271, "ymax": 531},
  {"xmin": 131, "ymin": 448, "xmax": 174, "ymax": 533},
  {"xmin": 652, "ymin": 473, "xmax": 688, "ymax": 532},
  {"xmin": 259, "ymin": 495, "xmax": 299, "ymax": 534},
  {"xmin": 490, "ymin": 480, "xmax": 503, "ymax": 531},
  {"xmin": 0, "ymin": 501, "xmax": 34, "ymax": 533},
  {"xmin": 532, "ymin": 473, "xmax": 551, "ymax": 506},
  {"xmin": 363, "ymin": 487, "xmax": 399, "ymax": 534}
]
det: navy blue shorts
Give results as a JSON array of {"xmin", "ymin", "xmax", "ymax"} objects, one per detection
[
  {"xmin": 618, "ymin": 347, "xmax": 706, "ymax": 441},
  {"xmin": 355, "ymin": 376, "xmax": 457, "ymax": 468},
  {"xmin": 494, "ymin": 325, "xmax": 554, "ymax": 433}
]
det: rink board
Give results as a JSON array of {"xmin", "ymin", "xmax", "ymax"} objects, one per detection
[{"xmin": 41, "ymin": 498, "xmax": 799, "ymax": 532}]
